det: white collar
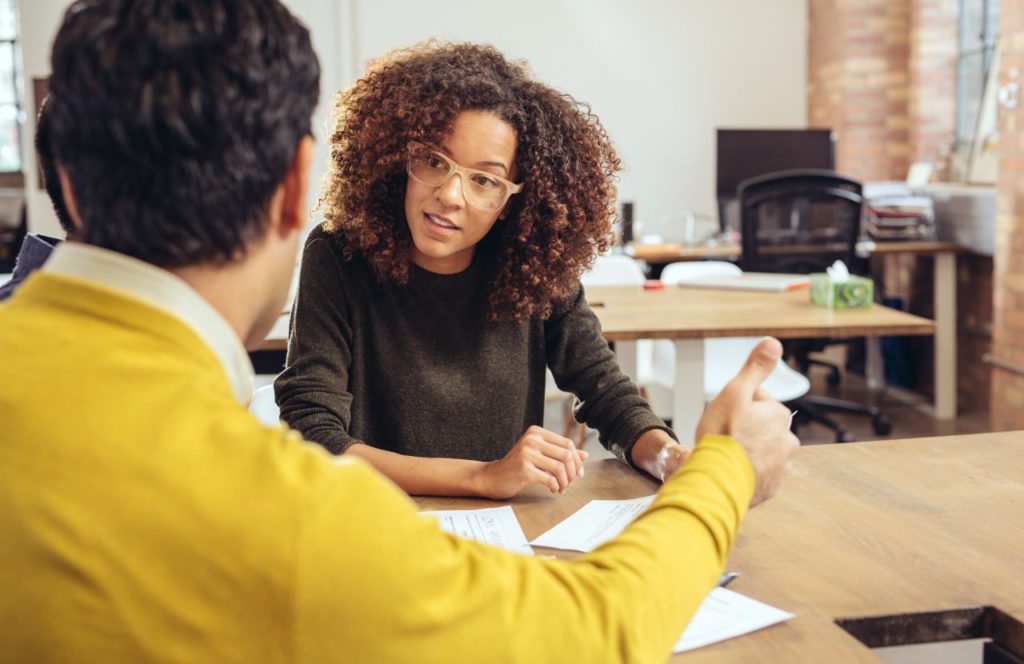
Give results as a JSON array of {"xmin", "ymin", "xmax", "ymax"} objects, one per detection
[{"xmin": 43, "ymin": 242, "xmax": 255, "ymax": 405}]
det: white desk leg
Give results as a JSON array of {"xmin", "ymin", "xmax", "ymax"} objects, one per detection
[
  {"xmin": 934, "ymin": 252, "xmax": 957, "ymax": 420},
  {"xmin": 866, "ymin": 337, "xmax": 883, "ymax": 390},
  {"xmin": 615, "ymin": 340, "xmax": 638, "ymax": 384},
  {"xmin": 673, "ymin": 339, "xmax": 705, "ymax": 443}
]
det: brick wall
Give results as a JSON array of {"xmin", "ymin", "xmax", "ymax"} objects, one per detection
[
  {"xmin": 908, "ymin": 0, "xmax": 958, "ymax": 174},
  {"xmin": 809, "ymin": 0, "xmax": 993, "ymax": 416},
  {"xmin": 808, "ymin": 0, "xmax": 911, "ymax": 182},
  {"xmin": 991, "ymin": 0, "xmax": 1024, "ymax": 429}
]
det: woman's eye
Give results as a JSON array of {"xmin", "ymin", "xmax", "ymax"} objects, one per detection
[
  {"xmin": 426, "ymin": 154, "xmax": 447, "ymax": 169},
  {"xmin": 471, "ymin": 174, "xmax": 500, "ymax": 188}
]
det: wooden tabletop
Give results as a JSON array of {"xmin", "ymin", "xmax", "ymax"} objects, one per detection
[
  {"xmin": 415, "ymin": 431, "xmax": 1024, "ymax": 662},
  {"xmin": 626, "ymin": 240, "xmax": 964, "ymax": 264},
  {"xmin": 258, "ymin": 284, "xmax": 934, "ymax": 351},
  {"xmin": 587, "ymin": 285, "xmax": 935, "ymax": 341}
]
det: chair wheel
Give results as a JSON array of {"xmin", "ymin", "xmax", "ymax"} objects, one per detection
[
  {"xmin": 835, "ymin": 429, "xmax": 856, "ymax": 443},
  {"xmin": 826, "ymin": 368, "xmax": 841, "ymax": 387},
  {"xmin": 871, "ymin": 415, "xmax": 892, "ymax": 436}
]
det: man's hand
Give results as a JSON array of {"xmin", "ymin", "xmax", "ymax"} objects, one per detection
[
  {"xmin": 473, "ymin": 426, "xmax": 588, "ymax": 500},
  {"xmin": 695, "ymin": 337, "xmax": 800, "ymax": 507}
]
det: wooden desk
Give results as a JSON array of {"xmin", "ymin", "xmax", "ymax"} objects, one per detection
[
  {"xmin": 627, "ymin": 240, "xmax": 963, "ymax": 421},
  {"xmin": 259, "ymin": 286, "xmax": 933, "ymax": 438},
  {"xmin": 586, "ymin": 286, "xmax": 933, "ymax": 438},
  {"xmin": 416, "ymin": 431, "xmax": 1024, "ymax": 662}
]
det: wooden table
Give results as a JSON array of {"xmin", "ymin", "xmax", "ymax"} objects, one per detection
[
  {"xmin": 258, "ymin": 287, "xmax": 933, "ymax": 439},
  {"xmin": 586, "ymin": 286, "xmax": 934, "ymax": 438},
  {"xmin": 416, "ymin": 431, "xmax": 1024, "ymax": 662},
  {"xmin": 628, "ymin": 240, "xmax": 963, "ymax": 421}
]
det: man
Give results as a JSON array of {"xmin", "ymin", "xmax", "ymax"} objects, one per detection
[
  {"xmin": 0, "ymin": 1, "xmax": 799, "ymax": 662},
  {"xmin": 0, "ymin": 97, "xmax": 76, "ymax": 301}
]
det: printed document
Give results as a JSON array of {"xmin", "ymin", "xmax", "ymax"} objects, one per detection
[
  {"xmin": 674, "ymin": 588, "xmax": 795, "ymax": 652},
  {"xmin": 529, "ymin": 495, "xmax": 655, "ymax": 552},
  {"xmin": 423, "ymin": 506, "xmax": 533, "ymax": 556}
]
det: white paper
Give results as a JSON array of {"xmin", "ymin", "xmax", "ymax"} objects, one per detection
[
  {"xmin": 674, "ymin": 588, "xmax": 795, "ymax": 653},
  {"xmin": 529, "ymin": 495, "xmax": 655, "ymax": 552},
  {"xmin": 423, "ymin": 506, "xmax": 533, "ymax": 556}
]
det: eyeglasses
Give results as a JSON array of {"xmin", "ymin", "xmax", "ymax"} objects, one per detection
[{"xmin": 406, "ymin": 141, "xmax": 523, "ymax": 211}]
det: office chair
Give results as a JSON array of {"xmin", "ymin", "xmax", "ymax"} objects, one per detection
[{"xmin": 737, "ymin": 169, "xmax": 891, "ymax": 442}]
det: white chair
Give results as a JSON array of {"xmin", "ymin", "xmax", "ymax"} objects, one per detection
[
  {"xmin": 249, "ymin": 384, "xmax": 281, "ymax": 426},
  {"xmin": 642, "ymin": 261, "xmax": 810, "ymax": 419},
  {"xmin": 579, "ymin": 254, "xmax": 646, "ymax": 287}
]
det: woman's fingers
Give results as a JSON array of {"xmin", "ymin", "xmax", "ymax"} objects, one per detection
[
  {"xmin": 529, "ymin": 426, "xmax": 585, "ymax": 478},
  {"xmin": 530, "ymin": 449, "xmax": 571, "ymax": 493}
]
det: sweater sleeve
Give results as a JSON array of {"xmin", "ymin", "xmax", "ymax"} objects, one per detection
[
  {"xmin": 274, "ymin": 227, "xmax": 362, "ymax": 454},
  {"xmin": 545, "ymin": 283, "xmax": 676, "ymax": 464},
  {"xmin": 291, "ymin": 433, "xmax": 755, "ymax": 663}
]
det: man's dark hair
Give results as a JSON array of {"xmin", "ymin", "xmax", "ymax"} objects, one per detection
[
  {"xmin": 34, "ymin": 96, "xmax": 74, "ymax": 235},
  {"xmin": 47, "ymin": 0, "xmax": 320, "ymax": 267}
]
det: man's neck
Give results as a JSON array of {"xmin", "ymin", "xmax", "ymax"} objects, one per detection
[{"xmin": 170, "ymin": 262, "xmax": 261, "ymax": 348}]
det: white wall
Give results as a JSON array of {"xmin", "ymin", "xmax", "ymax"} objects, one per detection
[
  {"xmin": 340, "ymin": 0, "xmax": 808, "ymax": 240},
  {"xmin": 15, "ymin": 0, "xmax": 346, "ymax": 234},
  {"xmin": 18, "ymin": 0, "xmax": 808, "ymax": 241},
  {"xmin": 17, "ymin": 0, "xmax": 72, "ymax": 236}
]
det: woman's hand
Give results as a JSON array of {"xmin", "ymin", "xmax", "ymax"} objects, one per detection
[
  {"xmin": 473, "ymin": 426, "xmax": 588, "ymax": 499},
  {"xmin": 630, "ymin": 429, "xmax": 691, "ymax": 482}
]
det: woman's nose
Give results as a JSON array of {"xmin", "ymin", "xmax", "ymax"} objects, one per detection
[{"xmin": 435, "ymin": 172, "xmax": 465, "ymax": 207}]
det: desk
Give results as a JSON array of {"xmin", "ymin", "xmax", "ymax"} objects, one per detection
[
  {"xmin": 416, "ymin": 431, "xmax": 1024, "ymax": 662},
  {"xmin": 258, "ymin": 287, "xmax": 934, "ymax": 439},
  {"xmin": 628, "ymin": 240, "xmax": 963, "ymax": 421},
  {"xmin": 586, "ymin": 286, "xmax": 934, "ymax": 438}
]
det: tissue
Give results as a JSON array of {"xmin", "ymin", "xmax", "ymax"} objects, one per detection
[{"xmin": 811, "ymin": 260, "xmax": 873, "ymax": 308}]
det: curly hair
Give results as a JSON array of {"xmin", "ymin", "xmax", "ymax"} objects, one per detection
[{"xmin": 320, "ymin": 42, "xmax": 621, "ymax": 321}]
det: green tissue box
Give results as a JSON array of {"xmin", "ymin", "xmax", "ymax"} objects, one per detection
[{"xmin": 810, "ymin": 274, "xmax": 873, "ymax": 309}]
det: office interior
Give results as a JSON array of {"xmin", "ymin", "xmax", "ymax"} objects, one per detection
[{"xmin": 0, "ymin": 0, "xmax": 1017, "ymax": 445}]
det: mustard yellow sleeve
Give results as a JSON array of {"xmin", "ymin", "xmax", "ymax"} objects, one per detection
[{"xmin": 290, "ymin": 434, "xmax": 754, "ymax": 664}]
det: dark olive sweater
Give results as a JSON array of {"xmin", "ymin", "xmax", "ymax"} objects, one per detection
[{"xmin": 275, "ymin": 225, "xmax": 674, "ymax": 464}]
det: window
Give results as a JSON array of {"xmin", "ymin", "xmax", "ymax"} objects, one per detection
[
  {"xmin": 956, "ymin": 0, "xmax": 1000, "ymax": 147},
  {"xmin": 0, "ymin": 0, "xmax": 20, "ymax": 173}
]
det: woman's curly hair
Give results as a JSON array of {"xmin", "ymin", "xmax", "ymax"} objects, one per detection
[{"xmin": 320, "ymin": 41, "xmax": 621, "ymax": 321}]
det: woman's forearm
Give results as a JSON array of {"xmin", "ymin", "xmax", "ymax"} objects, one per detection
[{"xmin": 344, "ymin": 443, "xmax": 487, "ymax": 497}]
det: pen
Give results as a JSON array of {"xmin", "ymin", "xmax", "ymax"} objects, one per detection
[{"xmin": 717, "ymin": 572, "xmax": 739, "ymax": 588}]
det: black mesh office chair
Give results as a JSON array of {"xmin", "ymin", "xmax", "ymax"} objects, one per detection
[{"xmin": 738, "ymin": 169, "xmax": 891, "ymax": 442}]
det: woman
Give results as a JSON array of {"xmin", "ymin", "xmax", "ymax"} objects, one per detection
[{"xmin": 275, "ymin": 42, "xmax": 690, "ymax": 498}]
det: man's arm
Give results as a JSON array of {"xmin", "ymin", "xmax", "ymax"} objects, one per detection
[
  {"xmin": 292, "ymin": 436, "xmax": 752, "ymax": 664},
  {"xmin": 291, "ymin": 338, "xmax": 799, "ymax": 662}
]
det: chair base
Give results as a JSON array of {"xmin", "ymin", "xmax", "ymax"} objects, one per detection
[{"xmin": 789, "ymin": 395, "xmax": 891, "ymax": 443}]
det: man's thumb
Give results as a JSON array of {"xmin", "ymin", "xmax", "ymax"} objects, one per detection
[{"xmin": 728, "ymin": 337, "xmax": 783, "ymax": 398}]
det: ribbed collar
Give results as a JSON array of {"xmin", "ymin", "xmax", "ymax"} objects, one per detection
[{"xmin": 43, "ymin": 242, "xmax": 254, "ymax": 405}]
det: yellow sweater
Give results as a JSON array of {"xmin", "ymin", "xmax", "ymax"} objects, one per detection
[{"xmin": 0, "ymin": 272, "xmax": 754, "ymax": 663}]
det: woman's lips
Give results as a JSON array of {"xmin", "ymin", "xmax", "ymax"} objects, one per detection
[{"xmin": 424, "ymin": 212, "xmax": 459, "ymax": 234}]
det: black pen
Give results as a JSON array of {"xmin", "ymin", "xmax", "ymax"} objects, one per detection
[{"xmin": 717, "ymin": 572, "xmax": 739, "ymax": 588}]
